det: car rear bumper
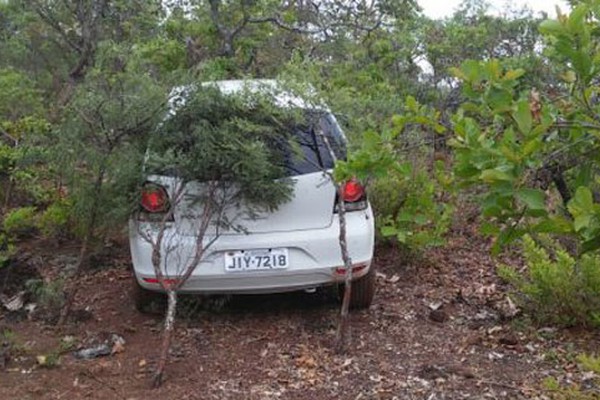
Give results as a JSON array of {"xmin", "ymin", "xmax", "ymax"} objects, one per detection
[{"xmin": 129, "ymin": 207, "xmax": 375, "ymax": 294}]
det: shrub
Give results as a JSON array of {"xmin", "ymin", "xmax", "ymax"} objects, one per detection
[
  {"xmin": 373, "ymin": 160, "xmax": 454, "ymax": 249},
  {"xmin": 2, "ymin": 206, "xmax": 37, "ymax": 237},
  {"xmin": 25, "ymin": 278, "xmax": 65, "ymax": 317},
  {"xmin": 37, "ymin": 199, "xmax": 72, "ymax": 239},
  {"xmin": 498, "ymin": 235, "xmax": 600, "ymax": 328}
]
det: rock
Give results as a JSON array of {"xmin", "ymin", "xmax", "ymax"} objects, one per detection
[
  {"xmin": 73, "ymin": 344, "xmax": 111, "ymax": 360},
  {"xmin": 73, "ymin": 334, "xmax": 126, "ymax": 360},
  {"xmin": 429, "ymin": 309, "xmax": 448, "ymax": 323}
]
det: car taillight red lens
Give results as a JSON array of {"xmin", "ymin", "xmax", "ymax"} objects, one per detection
[
  {"xmin": 342, "ymin": 179, "xmax": 365, "ymax": 202},
  {"xmin": 141, "ymin": 184, "xmax": 169, "ymax": 213}
]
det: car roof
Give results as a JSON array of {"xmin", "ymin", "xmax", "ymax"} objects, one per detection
[{"xmin": 168, "ymin": 79, "xmax": 325, "ymax": 113}]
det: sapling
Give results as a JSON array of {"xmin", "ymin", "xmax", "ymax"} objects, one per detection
[{"xmin": 133, "ymin": 87, "xmax": 296, "ymax": 387}]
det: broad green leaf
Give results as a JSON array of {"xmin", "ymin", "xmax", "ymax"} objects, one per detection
[
  {"xmin": 486, "ymin": 88, "xmax": 513, "ymax": 113},
  {"xmin": 568, "ymin": 4, "xmax": 589, "ymax": 32},
  {"xmin": 568, "ymin": 186, "xmax": 594, "ymax": 216},
  {"xmin": 515, "ymin": 188, "xmax": 546, "ymax": 211},
  {"xmin": 574, "ymin": 214, "xmax": 592, "ymax": 232},
  {"xmin": 539, "ymin": 19, "xmax": 564, "ymax": 35},
  {"xmin": 522, "ymin": 137, "xmax": 542, "ymax": 156},
  {"xmin": 480, "ymin": 169, "xmax": 514, "ymax": 183},
  {"xmin": 460, "ymin": 60, "xmax": 483, "ymax": 82},
  {"xmin": 512, "ymin": 99, "xmax": 532, "ymax": 135},
  {"xmin": 503, "ymin": 69, "xmax": 525, "ymax": 81},
  {"xmin": 572, "ymin": 51, "xmax": 593, "ymax": 83}
]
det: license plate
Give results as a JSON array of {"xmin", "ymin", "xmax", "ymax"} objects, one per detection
[{"xmin": 224, "ymin": 248, "xmax": 289, "ymax": 272}]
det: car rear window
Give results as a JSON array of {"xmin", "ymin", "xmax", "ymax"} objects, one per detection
[
  {"xmin": 146, "ymin": 109, "xmax": 346, "ymax": 178},
  {"xmin": 281, "ymin": 112, "xmax": 347, "ymax": 177}
]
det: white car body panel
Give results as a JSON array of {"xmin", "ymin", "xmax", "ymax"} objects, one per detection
[{"xmin": 130, "ymin": 206, "xmax": 374, "ymax": 294}]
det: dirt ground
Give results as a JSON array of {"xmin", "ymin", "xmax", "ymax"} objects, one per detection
[{"xmin": 1, "ymin": 222, "xmax": 599, "ymax": 400}]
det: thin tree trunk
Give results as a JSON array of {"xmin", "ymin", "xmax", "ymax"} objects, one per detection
[
  {"xmin": 312, "ymin": 125, "xmax": 354, "ymax": 353},
  {"xmin": 57, "ymin": 163, "xmax": 106, "ymax": 326},
  {"xmin": 152, "ymin": 289, "xmax": 177, "ymax": 388},
  {"xmin": 335, "ymin": 183, "xmax": 353, "ymax": 353},
  {"xmin": 57, "ymin": 225, "xmax": 91, "ymax": 326}
]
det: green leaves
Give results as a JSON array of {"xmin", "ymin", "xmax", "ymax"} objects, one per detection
[
  {"xmin": 480, "ymin": 169, "xmax": 514, "ymax": 183},
  {"xmin": 447, "ymin": 39, "xmax": 600, "ymax": 254},
  {"xmin": 515, "ymin": 188, "xmax": 547, "ymax": 217},
  {"xmin": 512, "ymin": 99, "xmax": 532, "ymax": 135},
  {"xmin": 538, "ymin": 19, "xmax": 564, "ymax": 36},
  {"xmin": 566, "ymin": 187, "xmax": 600, "ymax": 253}
]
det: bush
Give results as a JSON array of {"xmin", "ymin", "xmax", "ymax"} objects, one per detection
[
  {"xmin": 2, "ymin": 206, "xmax": 37, "ymax": 237},
  {"xmin": 499, "ymin": 235, "xmax": 600, "ymax": 328},
  {"xmin": 25, "ymin": 278, "xmax": 65, "ymax": 317},
  {"xmin": 37, "ymin": 199, "xmax": 72, "ymax": 239},
  {"xmin": 372, "ymin": 160, "xmax": 454, "ymax": 249}
]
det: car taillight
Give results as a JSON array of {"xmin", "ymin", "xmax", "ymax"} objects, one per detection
[
  {"xmin": 342, "ymin": 179, "xmax": 365, "ymax": 202},
  {"xmin": 141, "ymin": 184, "xmax": 169, "ymax": 213},
  {"xmin": 335, "ymin": 179, "xmax": 367, "ymax": 212}
]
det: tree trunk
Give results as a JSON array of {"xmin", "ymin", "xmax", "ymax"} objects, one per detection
[
  {"xmin": 152, "ymin": 289, "xmax": 177, "ymax": 388},
  {"xmin": 334, "ymin": 183, "xmax": 353, "ymax": 353},
  {"xmin": 57, "ymin": 163, "xmax": 106, "ymax": 326},
  {"xmin": 57, "ymin": 229, "xmax": 91, "ymax": 326}
]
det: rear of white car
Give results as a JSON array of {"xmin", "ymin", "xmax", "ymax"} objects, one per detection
[{"xmin": 129, "ymin": 80, "xmax": 375, "ymax": 309}]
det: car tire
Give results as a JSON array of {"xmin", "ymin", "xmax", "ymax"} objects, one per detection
[
  {"xmin": 131, "ymin": 277, "xmax": 163, "ymax": 313},
  {"xmin": 338, "ymin": 266, "xmax": 376, "ymax": 310}
]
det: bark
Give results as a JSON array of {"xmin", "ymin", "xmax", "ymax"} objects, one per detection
[
  {"xmin": 313, "ymin": 123, "xmax": 354, "ymax": 353},
  {"xmin": 152, "ymin": 289, "xmax": 177, "ymax": 388},
  {"xmin": 142, "ymin": 182, "xmax": 222, "ymax": 388},
  {"xmin": 335, "ymin": 183, "xmax": 353, "ymax": 353}
]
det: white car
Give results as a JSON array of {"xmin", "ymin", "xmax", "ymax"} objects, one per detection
[{"xmin": 129, "ymin": 80, "xmax": 375, "ymax": 310}]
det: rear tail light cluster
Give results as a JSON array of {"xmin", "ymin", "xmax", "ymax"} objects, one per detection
[
  {"xmin": 139, "ymin": 183, "xmax": 171, "ymax": 220},
  {"xmin": 336, "ymin": 179, "xmax": 368, "ymax": 212}
]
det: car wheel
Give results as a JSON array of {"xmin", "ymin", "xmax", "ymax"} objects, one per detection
[
  {"xmin": 338, "ymin": 266, "xmax": 376, "ymax": 310},
  {"xmin": 131, "ymin": 277, "xmax": 163, "ymax": 313}
]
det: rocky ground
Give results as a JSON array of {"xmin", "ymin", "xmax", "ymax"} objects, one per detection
[{"xmin": 0, "ymin": 221, "xmax": 599, "ymax": 399}]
